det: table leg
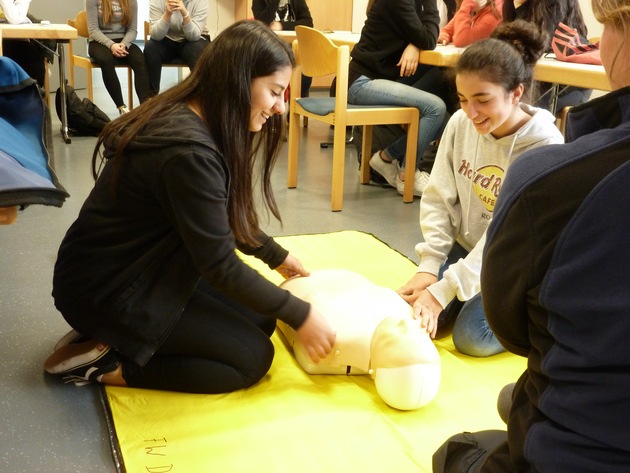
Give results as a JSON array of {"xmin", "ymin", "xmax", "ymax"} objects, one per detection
[{"xmin": 57, "ymin": 42, "xmax": 71, "ymax": 144}]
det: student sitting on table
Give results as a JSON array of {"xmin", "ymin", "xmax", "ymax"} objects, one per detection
[
  {"xmin": 349, "ymin": 0, "xmax": 447, "ymax": 198},
  {"xmin": 144, "ymin": 0, "xmax": 210, "ymax": 94}
]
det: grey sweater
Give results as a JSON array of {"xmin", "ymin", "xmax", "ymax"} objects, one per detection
[{"xmin": 86, "ymin": 0, "xmax": 138, "ymax": 49}]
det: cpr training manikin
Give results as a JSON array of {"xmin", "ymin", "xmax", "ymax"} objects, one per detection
[{"xmin": 279, "ymin": 270, "xmax": 441, "ymax": 410}]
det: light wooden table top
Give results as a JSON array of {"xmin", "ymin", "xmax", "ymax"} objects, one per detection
[{"xmin": 0, "ymin": 23, "xmax": 77, "ymax": 40}]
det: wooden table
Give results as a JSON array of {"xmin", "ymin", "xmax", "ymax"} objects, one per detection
[
  {"xmin": 282, "ymin": 33, "xmax": 611, "ymax": 113},
  {"xmin": 0, "ymin": 23, "xmax": 78, "ymax": 144},
  {"xmin": 420, "ymin": 44, "xmax": 611, "ymax": 113},
  {"xmin": 421, "ymin": 45, "xmax": 611, "ymax": 89}
]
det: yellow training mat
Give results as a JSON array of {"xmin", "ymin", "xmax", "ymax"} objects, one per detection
[{"xmin": 103, "ymin": 231, "xmax": 525, "ymax": 473}]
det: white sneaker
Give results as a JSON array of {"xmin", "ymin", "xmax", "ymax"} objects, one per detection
[
  {"xmin": 369, "ymin": 151, "xmax": 399, "ymax": 187},
  {"xmin": 396, "ymin": 170, "xmax": 431, "ymax": 197},
  {"xmin": 118, "ymin": 105, "xmax": 130, "ymax": 115}
]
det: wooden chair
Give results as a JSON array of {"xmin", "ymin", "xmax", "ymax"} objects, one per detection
[
  {"xmin": 287, "ymin": 26, "xmax": 419, "ymax": 211},
  {"xmin": 558, "ymin": 105, "xmax": 572, "ymax": 137},
  {"xmin": 67, "ymin": 11, "xmax": 133, "ymax": 109},
  {"xmin": 143, "ymin": 21, "xmax": 189, "ymax": 81}
]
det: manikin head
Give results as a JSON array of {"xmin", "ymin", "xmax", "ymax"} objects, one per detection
[{"xmin": 370, "ymin": 315, "xmax": 441, "ymax": 410}]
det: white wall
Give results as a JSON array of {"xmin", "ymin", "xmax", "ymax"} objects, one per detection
[{"xmin": 580, "ymin": 0, "xmax": 603, "ymax": 38}]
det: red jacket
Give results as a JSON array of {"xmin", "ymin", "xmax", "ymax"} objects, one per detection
[{"xmin": 439, "ymin": 0, "xmax": 503, "ymax": 47}]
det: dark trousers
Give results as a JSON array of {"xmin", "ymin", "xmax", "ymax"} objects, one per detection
[
  {"xmin": 122, "ymin": 279, "xmax": 277, "ymax": 394},
  {"xmin": 433, "ymin": 430, "xmax": 507, "ymax": 473},
  {"xmin": 88, "ymin": 40, "xmax": 152, "ymax": 107},
  {"xmin": 143, "ymin": 36, "xmax": 210, "ymax": 92},
  {"xmin": 3, "ymin": 39, "xmax": 46, "ymax": 87},
  {"xmin": 406, "ymin": 64, "xmax": 459, "ymax": 115}
]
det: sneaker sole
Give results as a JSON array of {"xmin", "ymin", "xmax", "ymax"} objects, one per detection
[{"xmin": 44, "ymin": 341, "xmax": 110, "ymax": 375}]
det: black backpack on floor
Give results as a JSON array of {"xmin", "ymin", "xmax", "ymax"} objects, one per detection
[{"xmin": 55, "ymin": 82, "xmax": 110, "ymax": 136}]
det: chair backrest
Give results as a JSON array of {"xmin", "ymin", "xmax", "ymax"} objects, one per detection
[
  {"xmin": 294, "ymin": 26, "xmax": 341, "ymax": 78},
  {"xmin": 68, "ymin": 11, "xmax": 89, "ymax": 39},
  {"xmin": 293, "ymin": 26, "xmax": 351, "ymax": 110}
]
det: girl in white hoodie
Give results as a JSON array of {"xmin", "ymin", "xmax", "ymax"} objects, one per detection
[{"xmin": 398, "ymin": 20, "xmax": 564, "ymax": 357}]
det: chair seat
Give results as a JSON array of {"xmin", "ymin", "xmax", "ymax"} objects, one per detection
[{"xmin": 297, "ymin": 97, "xmax": 394, "ymax": 116}]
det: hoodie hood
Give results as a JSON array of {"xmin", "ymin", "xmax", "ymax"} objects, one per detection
[
  {"xmin": 104, "ymin": 105, "xmax": 220, "ymax": 159},
  {"xmin": 477, "ymin": 103, "xmax": 560, "ymax": 152}
]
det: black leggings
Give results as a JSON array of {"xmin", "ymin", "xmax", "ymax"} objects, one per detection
[
  {"xmin": 122, "ymin": 280, "xmax": 277, "ymax": 394},
  {"xmin": 88, "ymin": 40, "xmax": 153, "ymax": 107}
]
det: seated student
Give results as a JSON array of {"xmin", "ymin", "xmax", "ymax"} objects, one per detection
[
  {"xmin": 87, "ymin": 0, "xmax": 152, "ymax": 115},
  {"xmin": 433, "ymin": 0, "xmax": 630, "ymax": 470},
  {"xmin": 0, "ymin": 0, "xmax": 47, "ymax": 87},
  {"xmin": 502, "ymin": 0, "xmax": 592, "ymax": 112},
  {"xmin": 397, "ymin": 20, "xmax": 563, "ymax": 358},
  {"xmin": 144, "ymin": 0, "xmax": 210, "ymax": 94},
  {"xmin": 349, "ymin": 0, "xmax": 447, "ymax": 198},
  {"xmin": 415, "ymin": 0, "xmax": 504, "ymax": 114},
  {"xmin": 252, "ymin": 0, "xmax": 313, "ymax": 99}
]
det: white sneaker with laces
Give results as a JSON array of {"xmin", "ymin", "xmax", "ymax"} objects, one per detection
[
  {"xmin": 396, "ymin": 170, "xmax": 431, "ymax": 197},
  {"xmin": 118, "ymin": 105, "xmax": 130, "ymax": 115},
  {"xmin": 369, "ymin": 151, "xmax": 399, "ymax": 187}
]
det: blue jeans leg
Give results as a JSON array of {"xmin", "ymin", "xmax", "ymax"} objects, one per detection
[
  {"xmin": 451, "ymin": 293, "xmax": 505, "ymax": 357},
  {"xmin": 348, "ymin": 75, "xmax": 446, "ymax": 170},
  {"xmin": 438, "ymin": 243, "xmax": 504, "ymax": 357}
]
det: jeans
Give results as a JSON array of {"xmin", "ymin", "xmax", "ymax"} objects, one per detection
[
  {"xmin": 438, "ymin": 243, "xmax": 505, "ymax": 357},
  {"xmin": 144, "ymin": 36, "xmax": 210, "ymax": 92},
  {"xmin": 348, "ymin": 75, "xmax": 446, "ymax": 170},
  {"xmin": 88, "ymin": 40, "xmax": 153, "ymax": 107}
]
